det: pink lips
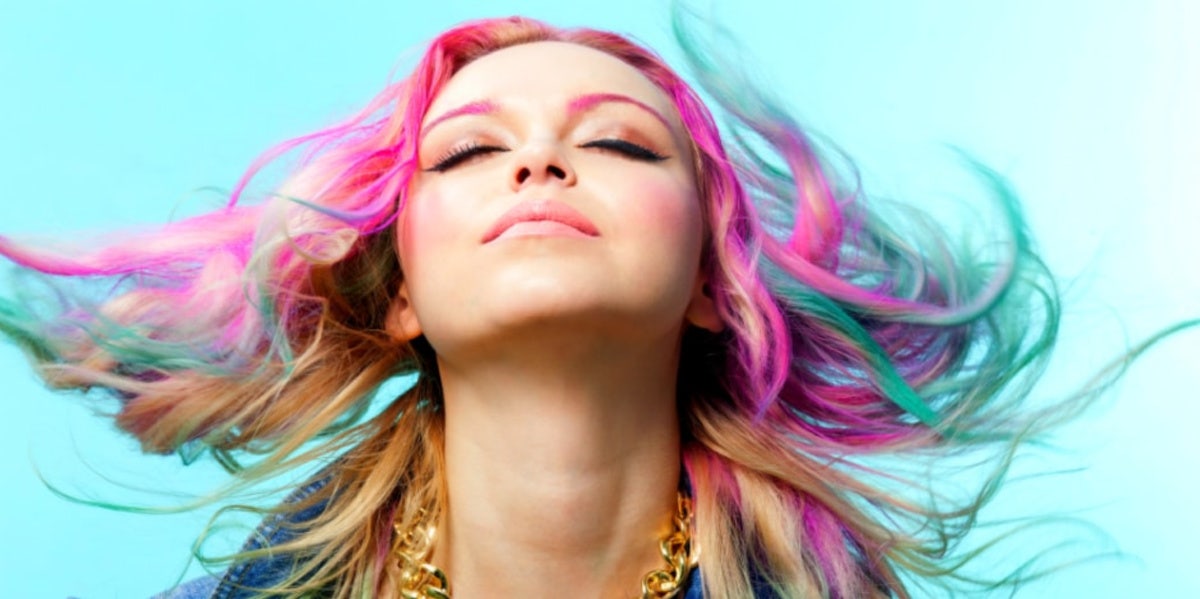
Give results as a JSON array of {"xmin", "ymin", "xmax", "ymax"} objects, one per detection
[{"xmin": 482, "ymin": 200, "xmax": 599, "ymax": 243}]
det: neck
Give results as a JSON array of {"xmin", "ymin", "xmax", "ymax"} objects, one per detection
[{"xmin": 429, "ymin": 332, "xmax": 684, "ymax": 599}]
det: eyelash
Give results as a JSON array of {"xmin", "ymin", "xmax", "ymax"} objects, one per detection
[
  {"xmin": 425, "ymin": 138, "xmax": 668, "ymax": 173},
  {"xmin": 580, "ymin": 139, "xmax": 668, "ymax": 162},
  {"xmin": 427, "ymin": 142, "xmax": 505, "ymax": 172}
]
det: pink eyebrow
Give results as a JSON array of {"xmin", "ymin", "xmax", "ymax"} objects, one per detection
[
  {"xmin": 566, "ymin": 93, "xmax": 672, "ymax": 129},
  {"xmin": 422, "ymin": 93, "xmax": 673, "ymax": 137},
  {"xmin": 421, "ymin": 100, "xmax": 498, "ymax": 135}
]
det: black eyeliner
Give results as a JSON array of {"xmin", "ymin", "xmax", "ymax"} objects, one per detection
[
  {"xmin": 425, "ymin": 143, "xmax": 507, "ymax": 172},
  {"xmin": 581, "ymin": 138, "xmax": 669, "ymax": 161}
]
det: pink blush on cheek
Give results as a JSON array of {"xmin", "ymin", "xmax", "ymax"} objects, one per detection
[
  {"xmin": 619, "ymin": 178, "xmax": 703, "ymax": 237},
  {"xmin": 399, "ymin": 188, "xmax": 473, "ymax": 250}
]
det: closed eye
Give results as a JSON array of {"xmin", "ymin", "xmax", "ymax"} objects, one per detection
[
  {"xmin": 426, "ymin": 142, "xmax": 508, "ymax": 172},
  {"xmin": 579, "ymin": 139, "xmax": 668, "ymax": 162}
]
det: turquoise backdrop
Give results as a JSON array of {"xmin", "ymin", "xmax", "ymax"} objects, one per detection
[{"xmin": 1, "ymin": 1, "xmax": 1196, "ymax": 596}]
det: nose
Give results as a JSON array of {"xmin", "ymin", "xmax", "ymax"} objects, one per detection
[{"xmin": 509, "ymin": 141, "xmax": 577, "ymax": 190}]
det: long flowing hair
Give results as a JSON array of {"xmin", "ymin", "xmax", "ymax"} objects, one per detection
[{"xmin": 0, "ymin": 14, "xmax": 1081, "ymax": 598}]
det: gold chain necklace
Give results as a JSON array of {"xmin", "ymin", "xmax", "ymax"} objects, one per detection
[{"xmin": 391, "ymin": 493, "xmax": 697, "ymax": 599}]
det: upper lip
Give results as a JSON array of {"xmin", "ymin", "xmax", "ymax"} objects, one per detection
[{"xmin": 482, "ymin": 200, "xmax": 600, "ymax": 243}]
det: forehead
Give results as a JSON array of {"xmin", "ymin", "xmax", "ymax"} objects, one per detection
[{"xmin": 425, "ymin": 41, "xmax": 679, "ymax": 127}]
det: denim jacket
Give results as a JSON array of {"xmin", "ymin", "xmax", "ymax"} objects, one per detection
[
  {"xmin": 152, "ymin": 474, "xmax": 337, "ymax": 599},
  {"xmin": 152, "ymin": 476, "xmax": 709, "ymax": 599}
]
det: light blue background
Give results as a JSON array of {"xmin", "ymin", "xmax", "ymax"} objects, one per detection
[{"xmin": 1, "ymin": 1, "xmax": 1196, "ymax": 597}]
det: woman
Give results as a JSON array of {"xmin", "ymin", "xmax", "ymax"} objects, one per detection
[{"xmin": 0, "ymin": 14, "xmax": 1107, "ymax": 599}]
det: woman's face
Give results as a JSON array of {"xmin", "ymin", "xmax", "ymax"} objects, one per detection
[{"xmin": 390, "ymin": 41, "xmax": 716, "ymax": 354}]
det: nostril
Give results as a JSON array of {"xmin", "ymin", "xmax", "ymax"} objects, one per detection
[
  {"xmin": 516, "ymin": 167, "xmax": 531, "ymax": 184},
  {"xmin": 548, "ymin": 165, "xmax": 567, "ymax": 179}
]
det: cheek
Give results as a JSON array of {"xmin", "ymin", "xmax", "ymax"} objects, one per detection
[
  {"xmin": 602, "ymin": 173, "xmax": 706, "ymax": 315},
  {"xmin": 397, "ymin": 186, "xmax": 470, "ymax": 269},
  {"xmin": 395, "ymin": 188, "xmax": 460, "ymax": 307},
  {"xmin": 617, "ymin": 175, "xmax": 704, "ymax": 255}
]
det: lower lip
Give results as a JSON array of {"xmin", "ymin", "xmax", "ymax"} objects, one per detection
[{"xmin": 492, "ymin": 221, "xmax": 594, "ymax": 241}]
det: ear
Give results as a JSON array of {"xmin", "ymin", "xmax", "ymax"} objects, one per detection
[
  {"xmin": 384, "ymin": 280, "xmax": 423, "ymax": 342},
  {"xmin": 684, "ymin": 278, "xmax": 724, "ymax": 333}
]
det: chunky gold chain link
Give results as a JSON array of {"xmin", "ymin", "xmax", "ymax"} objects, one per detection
[
  {"xmin": 391, "ymin": 493, "xmax": 697, "ymax": 598},
  {"xmin": 641, "ymin": 494, "xmax": 698, "ymax": 598},
  {"xmin": 393, "ymin": 510, "xmax": 451, "ymax": 599}
]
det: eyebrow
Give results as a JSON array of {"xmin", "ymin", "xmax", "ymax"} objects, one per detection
[
  {"xmin": 566, "ymin": 93, "xmax": 672, "ymax": 130},
  {"xmin": 421, "ymin": 93, "xmax": 672, "ymax": 136},
  {"xmin": 421, "ymin": 100, "xmax": 498, "ymax": 135}
]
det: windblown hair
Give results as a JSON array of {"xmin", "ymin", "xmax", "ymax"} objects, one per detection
[{"xmin": 1, "ymin": 14, "xmax": 1076, "ymax": 599}]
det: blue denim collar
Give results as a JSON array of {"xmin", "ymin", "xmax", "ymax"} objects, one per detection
[{"xmin": 203, "ymin": 475, "xmax": 333, "ymax": 598}]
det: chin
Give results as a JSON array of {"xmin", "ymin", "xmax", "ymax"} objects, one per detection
[{"xmin": 483, "ymin": 289, "xmax": 611, "ymax": 330}]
